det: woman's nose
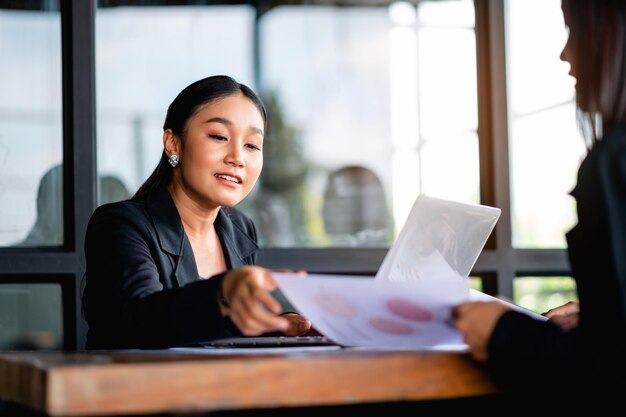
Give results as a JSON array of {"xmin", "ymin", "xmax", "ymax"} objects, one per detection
[{"xmin": 225, "ymin": 144, "xmax": 245, "ymax": 167}]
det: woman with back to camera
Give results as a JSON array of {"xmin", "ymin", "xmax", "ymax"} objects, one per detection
[
  {"xmin": 83, "ymin": 75, "xmax": 312, "ymax": 349},
  {"xmin": 453, "ymin": 0, "xmax": 626, "ymax": 401}
]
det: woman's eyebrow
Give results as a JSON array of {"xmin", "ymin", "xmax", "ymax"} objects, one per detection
[
  {"xmin": 204, "ymin": 117, "xmax": 263, "ymax": 136},
  {"xmin": 203, "ymin": 117, "xmax": 232, "ymax": 126},
  {"xmin": 250, "ymin": 126, "xmax": 264, "ymax": 136}
]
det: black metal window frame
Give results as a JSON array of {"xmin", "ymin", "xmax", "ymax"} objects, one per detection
[
  {"xmin": 0, "ymin": 0, "xmax": 570, "ymax": 351},
  {"xmin": 0, "ymin": 0, "xmax": 96, "ymax": 350}
]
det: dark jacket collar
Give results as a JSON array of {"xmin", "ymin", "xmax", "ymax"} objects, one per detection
[
  {"xmin": 146, "ymin": 184, "xmax": 258, "ymax": 284},
  {"xmin": 147, "ymin": 184, "xmax": 185, "ymax": 256}
]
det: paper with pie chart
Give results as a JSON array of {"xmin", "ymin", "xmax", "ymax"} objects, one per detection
[
  {"xmin": 273, "ymin": 272, "xmax": 469, "ymax": 350},
  {"xmin": 272, "ymin": 195, "xmax": 507, "ymax": 350}
]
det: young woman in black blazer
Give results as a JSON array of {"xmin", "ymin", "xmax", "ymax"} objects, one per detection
[{"xmin": 83, "ymin": 75, "xmax": 312, "ymax": 349}]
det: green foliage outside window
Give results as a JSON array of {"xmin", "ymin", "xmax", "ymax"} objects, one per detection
[{"xmin": 514, "ymin": 276, "xmax": 578, "ymax": 314}]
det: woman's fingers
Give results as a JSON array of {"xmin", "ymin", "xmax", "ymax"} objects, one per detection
[
  {"xmin": 281, "ymin": 313, "xmax": 312, "ymax": 336},
  {"xmin": 543, "ymin": 301, "xmax": 579, "ymax": 318},
  {"xmin": 223, "ymin": 266, "xmax": 289, "ymax": 335},
  {"xmin": 228, "ymin": 293, "xmax": 289, "ymax": 335},
  {"xmin": 230, "ymin": 309, "xmax": 289, "ymax": 335},
  {"xmin": 222, "ymin": 266, "xmax": 318, "ymax": 336}
]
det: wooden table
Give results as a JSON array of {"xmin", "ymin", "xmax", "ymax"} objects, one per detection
[{"xmin": 0, "ymin": 347, "xmax": 500, "ymax": 416}]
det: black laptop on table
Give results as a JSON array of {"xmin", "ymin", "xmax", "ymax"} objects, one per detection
[{"xmin": 202, "ymin": 335, "xmax": 338, "ymax": 348}]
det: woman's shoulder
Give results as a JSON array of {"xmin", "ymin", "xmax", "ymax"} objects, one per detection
[
  {"xmin": 600, "ymin": 126, "xmax": 626, "ymax": 150},
  {"xmin": 88, "ymin": 198, "xmax": 149, "ymax": 228},
  {"xmin": 593, "ymin": 127, "xmax": 626, "ymax": 170},
  {"xmin": 93, "ymin": 197, "xmax": 145, "ymax": 214},
  {"xmin": 84, "ymin": 198, "xmax": 154, "ymax": 253}
]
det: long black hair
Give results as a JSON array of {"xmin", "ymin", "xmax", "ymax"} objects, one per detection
[
  {"xmin": 133, "ymin": 75, "xmax": 267, "ymax": 199},
  {"xmin": 562, "ymin": 0, "xmax": 626, "ymax": 147}
]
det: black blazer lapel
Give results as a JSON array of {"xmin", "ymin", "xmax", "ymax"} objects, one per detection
[
  {"xmin": 215, "ymin": 209, "xmax": 258, "ymax": 269},
  {"xmin": 147, "ymin": 185, "xmax": 199, "ymax": 287}
]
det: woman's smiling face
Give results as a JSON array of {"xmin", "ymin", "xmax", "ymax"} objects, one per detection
[{"xmin": 173, "ymin": 92, "xmax": 264, "ymax": 208}]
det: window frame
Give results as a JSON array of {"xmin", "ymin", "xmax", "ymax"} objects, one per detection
[{"xmin": 0, "ymin": 0, "xmax": 96, "ymax": 350}]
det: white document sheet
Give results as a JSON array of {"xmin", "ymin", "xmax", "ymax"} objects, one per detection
[
  {"xmin": 274, "ymin": 274, "xmax": 547, "ymax": 351},
  {"xmin": 274, "ymin": 273, "xmax": 469, "ymax": 351},
  {"xmin": 468, "ymin": 288, "xmax": 548, "ymax": 321}
]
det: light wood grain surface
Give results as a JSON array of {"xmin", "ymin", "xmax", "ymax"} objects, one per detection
[{"xmin": 0, "ymin": 349, "xmax": 499, "ymax": 416}]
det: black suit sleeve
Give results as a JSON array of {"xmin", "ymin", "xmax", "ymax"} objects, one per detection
[
  {"xmin": 487, "ymin": 311, "xmax": 577, "ymax": 390},
  {"xmin": 599, "ymin": 133, "xmax": 626, "ymax": 322}
]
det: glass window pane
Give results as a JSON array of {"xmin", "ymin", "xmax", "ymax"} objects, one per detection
[
  {"xmin": 419, "ymin": 134, "xmax": 480, "ymax": 204},
  {"xmin": 506, "ymin": 0, "xmax": 586, "ymax": 248},
  {"xmin": 254, "ymin": 0, "xmax": 478, "ymax": 247},
  {"xmin": 509, "ymin": 106, "xmax": 583, "ymax": 247},
  {"xmin": 469, "ymin": 276, "xmax": 482, "ymax": 292},
  {"xmin": 94, "ymin": 1, "xmax": 478, "ymax": 249},
  {"xmin": 0, "ymin": 283, "xmax": 63, "ymax": 350},
  {"xmin": 513, "ymin": 276, "xmax": 578, "ymax": 314},
  {"xmin": 95, "ymin": 2, "xmax": 256, "ymax": 204},
  {"xmin": 0, "ymin": 4, "xmax": 63, "ymax": 247}
]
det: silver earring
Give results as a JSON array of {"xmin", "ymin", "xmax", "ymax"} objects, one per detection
[{"xmin": 168, "ymin": 154, "xmax": 179, "ymax": 168}]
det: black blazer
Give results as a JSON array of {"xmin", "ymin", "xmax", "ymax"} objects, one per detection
[
  {"xmin": 83, "ymin": 183, "xmax": 258, "ymax": 349},
  {"xmin": 486, "ymin": 127, "xmax": 626, "ymax": 395}
]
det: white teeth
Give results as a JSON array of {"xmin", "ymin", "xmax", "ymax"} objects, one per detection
[{"xmin": 215, "ymin": 174, "xmax": 240, "ymax": 183}]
